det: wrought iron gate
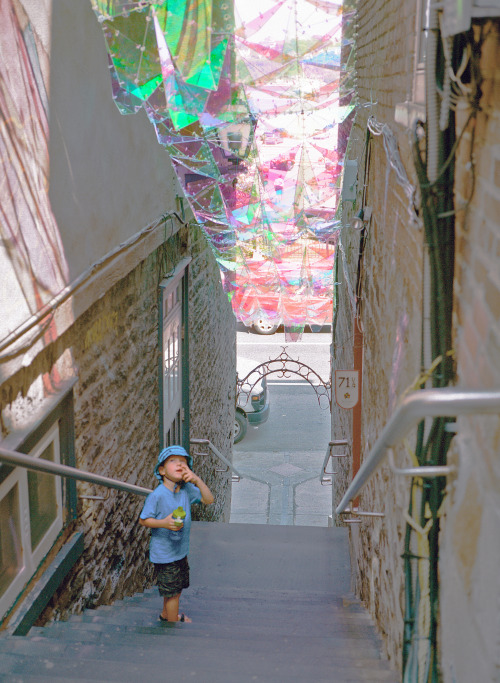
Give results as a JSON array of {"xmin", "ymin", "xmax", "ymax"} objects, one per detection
[{"xmin": 237, "ymin": 347, "xmax": 331, "ymax": 410}]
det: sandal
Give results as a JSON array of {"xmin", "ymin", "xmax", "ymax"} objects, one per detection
[{"xmin": 159, "ymin": 613, "xmax": 188, "ymax": 622}]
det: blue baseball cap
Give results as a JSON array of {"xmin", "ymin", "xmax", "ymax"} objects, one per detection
[{"xmin": 154, "ymin": 445, "xmax": 193, "ymax": 481}]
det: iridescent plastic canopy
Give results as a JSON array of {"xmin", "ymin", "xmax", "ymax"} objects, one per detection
[{"xmin": 91, "ymin": 0, "xmax": 354, "ymax": 337}]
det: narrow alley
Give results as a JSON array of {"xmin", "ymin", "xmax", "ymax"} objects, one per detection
[{"xmin": 1, "ymin": 2, "xmax": 500, "ymax": 682}]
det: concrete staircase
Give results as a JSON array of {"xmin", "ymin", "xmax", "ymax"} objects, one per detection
[{"xmin": 0, "ymin": 523, "xmax": 398, "ymax": 683}]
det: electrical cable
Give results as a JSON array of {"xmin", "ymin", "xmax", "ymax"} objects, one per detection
[
  {"xmin": 400, "ymin": 12, "xmax": 485, "ymax": 682},
  {"xmin": 367, "ymin": 116, "xmax": 420, "ymax": 226},
  {"xmin": 0, "ymin": 211, "xmax": 187, "ymax": 362}
]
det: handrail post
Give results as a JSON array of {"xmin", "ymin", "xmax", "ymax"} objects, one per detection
[
  {"xmin": 190, "ymin": 438, "xmax": 242, "ymax": 482},
  {"xmin": 320, "ymin": 439, "xmax": 349, "ymax": 485}
]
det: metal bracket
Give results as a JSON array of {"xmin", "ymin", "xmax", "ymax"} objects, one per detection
[
  {"xmin": 79, "ymin": 494, "xmax": 108, "ymax": 501},
  {"xmin": 214, "ymin": 465, "xmax": 240, "ymax": 482},
  {"xmin": 388, "ymin": 450, "xmax": 455, "ymax": 478},
  {"xmin": 341, "ymin": 506, "xmax": 385, "ymax": 518}
]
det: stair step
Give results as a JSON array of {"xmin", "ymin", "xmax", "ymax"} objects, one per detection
[
  {"xmin": 3, "ymin": 670, "xmax": 398, "ymax": 683},
  {"xmin": 81, "ymin": 595, "xmax": 370, "ymax": 614},
  {"xmin": 17, "ymin": 626, "xmax": 384, "ymax": 658},
  {"xmin": 93, "ymin": 585, "xmax": 362, "ymax": 604},
  {"xmin": 0, "ymin": 645, "xmax": 397, "ymax": 683},
  {"xmin": 36, "ymin": 617, "xmax": 381, "ymax": 644},
  {"xmin": 0, "ymin": 523, "xmax": 398, "ymax": 682},
  {"xmin": 30, "ymin": 606, "xmax": 382, "ymax": 636},
  {"xmin": 0, "ymin": 633, "xmax": 394, "ymax": 668},
  {"xmin": 76, "ymin": 591, "xmax": 373, "ymax": 621}
]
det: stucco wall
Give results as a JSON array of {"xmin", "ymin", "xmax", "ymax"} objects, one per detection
[
  {"xmin": 1, "ymin": 0, "xmax": 183, "ymax": 373},
  {"xmin": 47, "ymin": 0, "xmax": 182, "ymax": 280},
  {"xmin": 439, "ymin": 22, "xmax": 500, "ymax": 683}
]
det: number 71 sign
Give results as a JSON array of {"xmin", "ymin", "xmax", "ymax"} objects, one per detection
[{"xmin": 335, "ymin": 370, "xmax": 359, "ymax": 409}]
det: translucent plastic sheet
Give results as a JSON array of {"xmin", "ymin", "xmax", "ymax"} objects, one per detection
[{"xmin": 91, "ymin": 0, "xmax": 355, "ymax": 336}]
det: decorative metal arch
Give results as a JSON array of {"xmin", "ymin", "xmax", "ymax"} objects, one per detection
[{"xmin": 237, "ymin": 347, "xmax": 331, "ymax": 410}]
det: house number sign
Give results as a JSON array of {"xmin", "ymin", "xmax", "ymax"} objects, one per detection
[{"xmin": 335, "ymin": 370, "xmax": 359, "ymax": 409}]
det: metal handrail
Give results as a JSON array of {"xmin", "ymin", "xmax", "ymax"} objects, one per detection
[
  {"xmin": 0, "ymin": 446, "xmax": 152, "ymax": 497},
  {"xmin": 335, "ymin": 388, "xmax": 500, "ymax": 514},
  {"xmin": 0, "ymin": 437, "xmax": 242, "ymax": 495},
  {"xmin": 190, "ymin": 438, "xmax": 242, "ymax": 482}
]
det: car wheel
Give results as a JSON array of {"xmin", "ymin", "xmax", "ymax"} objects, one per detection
[
  {"xmin": 252, "ymin": 319, "xmax": 280, "ymax": 335},
  {"xmin": 233, "ymin": 410, "xmax": 248, "ymax": 444}
]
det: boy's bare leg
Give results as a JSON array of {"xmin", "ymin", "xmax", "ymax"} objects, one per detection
[
  {"xmin": 161, "ymin": 593, "xmax": 191, "ymax": 622},
  {"xmin": 162, "ymin": 594, "xmax": 180, "ymax": 621}
]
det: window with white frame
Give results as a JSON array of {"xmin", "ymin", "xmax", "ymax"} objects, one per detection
[{"xmin": 0, "ymin": 422, "xmax": 64, "ymax": 618}]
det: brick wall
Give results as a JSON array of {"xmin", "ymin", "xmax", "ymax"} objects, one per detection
[
  {"xmin": 333, "ymin": 0, "xmax": 426, "ymax": 666},
  {"xmin": 336, "ymin": 7, "xmax": 500, "ymax": 679}
]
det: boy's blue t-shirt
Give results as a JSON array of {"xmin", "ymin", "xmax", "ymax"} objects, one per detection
[{"xmin": 140, "ymin": 482, "xmax": 201, "ymax": 563}]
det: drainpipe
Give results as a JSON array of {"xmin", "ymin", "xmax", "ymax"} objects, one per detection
[
  {"xmin": 426, "ymin": 4, "xmax": 440, "ymax": 184},
  {"xmin": 351, "ymin": 315, "xmax": 363, "ymax": 507},
  {"xmin": 182, "ymin": 267, "xmax": 190, "ymax": 449}
]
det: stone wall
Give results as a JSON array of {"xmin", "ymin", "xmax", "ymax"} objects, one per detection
[
  {"xmin": 66, "ymin": 244, "xmax": 169, "ymax": 615},
  {"xmin": 188, "ymin": 224, "xmax": 236, "ymax": 523},
  {"xmin": 0, "ymin": 227, "xmax": 236, "ymax": 623}
]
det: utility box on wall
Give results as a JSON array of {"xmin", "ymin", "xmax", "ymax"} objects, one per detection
[
  {"xmin": 341, "ymin": 159, "xmax": 358, "ymax": 202},
  {"xmin": 441, "ymin": 0, "xmax": 500, "ymax": 36}
]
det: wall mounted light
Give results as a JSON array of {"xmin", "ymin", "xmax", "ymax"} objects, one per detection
[
  {"xmin": 350, "ymin": 206, "xmax": 372, "ymax": 230},
  {"xmin": 219, "ymin": 113, "xmax": 256, "ymax": 161}
]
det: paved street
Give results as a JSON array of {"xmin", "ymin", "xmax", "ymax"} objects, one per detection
[{"xmin": 230, "ymin": 326, "xmax": 334, "ymax": 526}]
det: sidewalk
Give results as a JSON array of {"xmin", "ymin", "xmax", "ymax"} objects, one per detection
[{"xmin": 229, "ymin": 447, "xmax": 333, "ymax": 526}]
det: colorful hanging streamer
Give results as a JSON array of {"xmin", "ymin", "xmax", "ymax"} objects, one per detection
[{"xmin": 91, "ymin": 0, "xmax": 355, "ymax": 335}]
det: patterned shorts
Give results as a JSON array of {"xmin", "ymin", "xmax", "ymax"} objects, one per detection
[{"xmin": 154, "ymin": 556, "xmax": 190, "ymax": 598}]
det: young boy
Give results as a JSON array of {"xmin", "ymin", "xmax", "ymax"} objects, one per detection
[{"xmin": 139, "ymin": 445, "xmax": 214, "ymax": 622}]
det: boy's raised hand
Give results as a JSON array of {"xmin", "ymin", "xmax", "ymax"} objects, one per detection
[
  {"xmin": 180, "ymin": 465, "xmax": 215, "ymax": 505},
  {"xmin": 180, "ymin": 464, "xmax": 199, "ymax": 485}
]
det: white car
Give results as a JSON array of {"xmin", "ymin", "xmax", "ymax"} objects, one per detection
[{"xmin": 263, "ymin": 131, "xmax": 279, "ymax": 144}]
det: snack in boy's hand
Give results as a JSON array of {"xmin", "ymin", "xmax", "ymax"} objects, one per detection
[{"xmin": 172, "ymin": 506, "xmax": 186, "ymax": 526}]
